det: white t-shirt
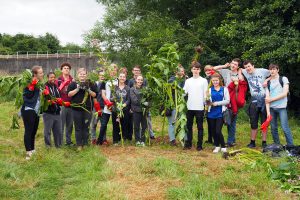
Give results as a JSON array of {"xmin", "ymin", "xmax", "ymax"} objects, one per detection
[
  {"xmin": 103, "ymin": 79, "xmax": 118, "ymax": 114},
  {"xmin": 183, "ymin": 76, "xmax": 208, "ymax": 110}
]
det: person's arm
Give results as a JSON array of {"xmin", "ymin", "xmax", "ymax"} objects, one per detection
[
  {"xmin": 238, "ymin": 68, "xmax": 245, "ymax": 81},
  {"xmin": 124, "ymin": 87, "xmax": 130, "ymax": 107},
  {"xmin": 203, "ymin": 79, "xmax": 208, "ymax": 100},
  {"xmin": 68, "ymin": 83, "xmax": 80, "ymax": 97},
  {"xmin": 88, "ymin": 84, "xmax": 97, "ymax": 98},
  {"xmin": 265, "ymin": 88, "xmax": 271, "ymax": 117},
  {"xmin": 265, "ymin": 84, "xmax": 289, "ymax": 103},
  {"xmin": 212, "ymin": 87, "xmax": 230, "ymax": 106},
  {"xmin": 213, "ymin": 63, "xmax": 230, "ymax": 71}
]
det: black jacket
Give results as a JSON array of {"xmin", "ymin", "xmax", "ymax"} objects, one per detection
[
  {"xmin": 44, "ymin": 82, "xmax": 61, "ymax": 115},
  {"xmin": 130, "ymin": 86, "xmax": 143, "ymax": 113}
]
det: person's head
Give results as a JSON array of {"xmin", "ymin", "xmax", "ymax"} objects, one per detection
[
  {"xmin": 118, "ymin": 72, "xmax": 127, "ymax": 85},
  {"xmin": 32, "ymin": 65, "xmax": 44, "ymax": 81},
  {"xmin": 190, "ymin": 61, "xmax": 201, "ymax": 77},
  {"xmin": 132, "ymin": 65, "xmax": 141, "ymax": 77},
  {"xmin": 119, "ymin": 67, "xmax": 128, "ymax": 76},
  {"xmin": 243, "ymin": 60, "xmax": 255, "ymax": 74},
  {"xmin": 204, "ymin": 65, "xmax": 213, "ymax": 77},
  {"xmin": 77, "ymin": 68, "xmax": 87, "ymax": 82},
  {"xmin": 109, "ymin": 63, "xmax": 118, "ymax": 78},
  {"xmin": 60, "ymin": 62, "xmax": 71, "ymax": 76},
  {"xmin": 47, "ymin": 72, "xmax": 56, "ymax": 84},
  {"xmin": 98, "ymin": 69, "xmax": 105, "ymax": 81},
  {"xmin": 135, "ymin": 75, "xmax": 143, "ymax": 88},
  {"xmin": 269, "ymin": 63, "xmax": 279, "ymax": 77},
  {"xmin": 210, "ymin": 74, "xmax": 223, "ymax": 87},
  {"xmin": 230, "ymin": 58, "xmax": 241, "ymax": 71},
  {"xmin": 176, "ymin": 64, "xmax": 185, "ymax": 78}
]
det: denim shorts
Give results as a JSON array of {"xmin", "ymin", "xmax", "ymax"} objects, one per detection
[{"xmin": 247, "ymin": 102, "xmax": 267, "ymax": 129}]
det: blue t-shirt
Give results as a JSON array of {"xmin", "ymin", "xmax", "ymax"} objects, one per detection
[
  {"xmin": 268, "ymin": 77, "xmax": 289, "ymax": 108},
  {"xmin": 208, "ymin": 87, "xmax": 224, "ymax": 119}
]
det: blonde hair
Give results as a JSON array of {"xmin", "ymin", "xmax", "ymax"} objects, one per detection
[
  {"xmin": 204, "ymin": 65, "xmax": 213, "ymax": 72},
  {"xmin": 77, "ymin": 68, "xmax": 87, "ymax": 74}
]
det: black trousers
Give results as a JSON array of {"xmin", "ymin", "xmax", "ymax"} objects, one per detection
[
  {"xmin": 206, "ymin": 116, "xmax": 213, "ymax": 143},
  {"xmin": 133, "ymin": 112, "xmax": 147, "ymax": 143},
  {"xmin": 127, "ymin": 112, "xmax": 133, "ymax": 140},
  {"xmin": 97, "ymin": 113, "xmax": 111, "ymax": 144},
  {"xmin": 112, "ymin": 109, "xmax": 130, "ymax": 143},
  {"xmin": 207, "ymin": 117, "xmax": 225, "ymax": 148},
  {"xmin": 21, "ymin": 109, "xmax": 39, "ymax": 151},
  {"xmin": 186, "ymin": 110, "xmax": 204, "ymax": 148},
  {"xmin": 72, "ymin": 110, "xmax": 92, "ymax": 146}
]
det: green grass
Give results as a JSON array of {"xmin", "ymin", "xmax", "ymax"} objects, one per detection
[{"xmin": 0, "ymin": 101, "xmax": 299, "ymax": 200}]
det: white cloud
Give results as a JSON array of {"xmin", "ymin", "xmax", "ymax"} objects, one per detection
[{"xmin": 0, "ymin": 0, "xmax": 105, "ymax": 45}]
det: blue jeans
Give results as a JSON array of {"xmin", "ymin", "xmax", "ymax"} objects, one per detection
[
  {"xmin": 227, "ymin": 114, "xmax": 237, "ymax": 144},
  {"xmin": 270, "ymin": 108, "xmax": 294, "ymax": 145},
  {"xmin": 167, "ymin": 109, "xmax": 176, "ymax": 141}
]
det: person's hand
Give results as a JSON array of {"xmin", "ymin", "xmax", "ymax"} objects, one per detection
[
  {"xmin": 263, "ymin": 80, "xmax": 268, "ymax": 88},
  {"xmin": 212, "ymin": 102, "xmax": 217, "ymax": 106},
  {"xmin": 225, "ymin": 63, "xmax": 230, "ymax": 68},
  {"xmin": 265, "ymin": 97, "xmax": 272, "ymax": 104}
]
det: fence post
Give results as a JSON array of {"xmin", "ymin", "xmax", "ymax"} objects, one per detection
[
  {"xmin": 47, "ymin": 51, "xmax": 48, "ymax": 59},
  {"xmin": 68, "ymin": 50, "xmax": 70, "ymax": 58},
  {"xmin": 17, "ymin": 52, "xmax": 18, "ymax": 60},
  {"xmin": 79, "ymin": 50, "xmax": 81, "ymax": 58}
]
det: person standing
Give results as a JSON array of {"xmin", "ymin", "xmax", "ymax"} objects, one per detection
[
  {"xmin": 167, "ymin": 66, "xmax": 186, "ymax": 146},
  {"xmin": 43, "ymin": 72, "xmax": 62, "ymax": 148},
  {"xmin": 56, "ymin": 62, "xmax": 74, "ymax": 145},
  {"xmin": 130, "ymin": 75, "xmax": 148, "ymax": 146},
  {"xmin": 111, "ymin": 73, "xmax": 131, "ymax": 144},
  {"xmin": 240, "ymin": 60, "xmax": 270, "ymax": 148},
  {"xmin": 21, "ymin": 65, "xmax": 44, "ymax": 160},
  {"xmin": 183, "ymin": 61, "xmax": 208, "ymax": 151},
  {"xmin": 207, "ymin": 74, "xmax": 230, "ymax": 153},
  {"xmin": 68, "ymin": 68, "xmax": 98, "ymax": 150},
  {"xmin": 265, "ymin": 64, "xmax": 294, "ymax": 146},
  {"xmin": 213, "ymin": 58, "xmax": 248, "ymax": 147}
]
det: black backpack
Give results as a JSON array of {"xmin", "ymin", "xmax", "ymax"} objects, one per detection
[{"xmin": 267, "ymin": 76, "xmax": 290, "ymax": 102}]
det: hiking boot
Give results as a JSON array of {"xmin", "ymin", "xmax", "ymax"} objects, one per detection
[
  {"xmin": 247, "ymin": 143, "xmax": 256, "ymax": 148},
  {"xmin": 213, "ymin": 147, "xmax": 221, "ymax": 153},
  {"xmin": 183, "ymin": 145, "xmax": 192, "ymax": 150},
  {"xmin": 262, "ymin": 142, "xmax": 267, "ymax": 148},
  {"xmin": 226, "ymin": 143, "xmax": 236, "ymax": 148}
]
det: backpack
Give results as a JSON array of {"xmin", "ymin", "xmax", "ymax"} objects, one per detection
[{"xmin": 267, "ymin": 76, "xmax": 290, "ymax": 102}]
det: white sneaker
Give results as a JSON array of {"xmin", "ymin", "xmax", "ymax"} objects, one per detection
[
  {"xmin": 136, "ymin": 141, "xmax": 141, "ymax": 146},
  {"xmin": 221, "ymin": 148, "xmax": 227, "ymax": 153},
  {"xmin": 25, "ymin": 151, "xmax": 32, "ymax": 160},
  {"xmin": 213, "ymin": 147, "xmax": 221, "ymax": 153},
  {"xmin": 31, "ymin": 150, "xmax": 36, "ymax": 154},
  {"xmin": 140, "ymin": 142, "xmax": 145, "ymax": 147}
]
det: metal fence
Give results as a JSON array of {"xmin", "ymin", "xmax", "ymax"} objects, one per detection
[{"xmin": 0, "ymin": 51, "xmax": 101, "ymax": 59}]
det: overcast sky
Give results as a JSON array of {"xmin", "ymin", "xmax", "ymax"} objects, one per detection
[{"xmin": 0, "ymin": 0, "xmax": 105, "ymax": 45}]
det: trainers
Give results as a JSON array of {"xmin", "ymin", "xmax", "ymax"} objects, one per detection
[
  {"xmin": 150, "ymin": 136, "xmax": 155, "ymax": 140},
  {"xmin": 136, "ymin": 141, "xmax": 141, "ymax": 146},
  {"xmin": 221, "ymin": 148, "xmax": 227, "ymax": 153},
  {"xmin": 77, "ymin": 146, "xmax": 83, "ymax": 151},
  {"xmin": 102, "ymin": 140, "xmax": 109, "ymax": 146},
  {"xmin": 226, "ymin": 143, "xmax": 236, "ymax": 147},
  {"xmin": 247, "ymin": 143, "xmax": 256, "ymax": 148},
  {"xmin": 140, "ymin": 142, "xmax": 145, "ymax": 147},
  {"xmin": 183, "ymin": 145, "xmax": 192, "ymax": 150},
  {"xmin": 31, "ymin": 149, "xmax": 36, "ymax": 154},
  {"xmin": 213, "ymin": 147, "xmax": 221, "ymax": 153},
  {"xmin": 91, "ymin": 139, "xmax": 97, "ymax": 145},
  {"xmin": 196, "ymin": 146, "xmax": 203, "ymax": 151},
  {"xmin": 170, "ymin": 140, "xmax": 177, "ymax": 146},
  {"xmin": 25, "ymin": 151, "xmax": 32, "ymax": 160}
]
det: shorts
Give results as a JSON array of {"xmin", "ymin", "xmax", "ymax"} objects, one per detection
[{"xmin": 247, "ymin": 102, "xmax": 267, "ymax": 129}]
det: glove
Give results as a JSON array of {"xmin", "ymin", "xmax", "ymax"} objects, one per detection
[
  {"xmin": 28, "ymin": 78, "xmax": 38, "ymax": 91},
  {"xmin": 142, "ymin": 102, "xmax": 149, "ymax": 107},
  {"xmin": 94, "ymin": 101, "xmax": 101, "ymax": 112},
  {"xmin": 55, "ymin": 98, "xmax": 63, "ymax": 106},
  {"xmin": 43, "ymin": 88, "xmax": 50, "ymax": 96},
  {"xmin": 261, "ymin": 115, "xmax": 272, "ymax": 133},
  {"xmin": 63, "ymin": 101, "xmax": 71, "ymax": 107},
  {"xmin": 104, "ymin": 99, "xmax": 114, "ymax": 109}
]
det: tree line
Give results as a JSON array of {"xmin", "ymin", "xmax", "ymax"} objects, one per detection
[
  {"xmin": 0, "ymin": 33, "xmax": 84, "ymax": 54},
  {"xmin": 84, "ymin": 0, "xmax": 300, "ymax": 115}
]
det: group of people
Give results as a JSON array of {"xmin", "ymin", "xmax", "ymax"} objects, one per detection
[{"xmin": 21, "ymin": 58, "xmax": 294, "ymax": 160}]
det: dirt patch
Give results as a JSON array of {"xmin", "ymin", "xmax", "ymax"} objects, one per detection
[{"xmin": 98, "ymin": 145, "xmax": 233, "ymax": 199}]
